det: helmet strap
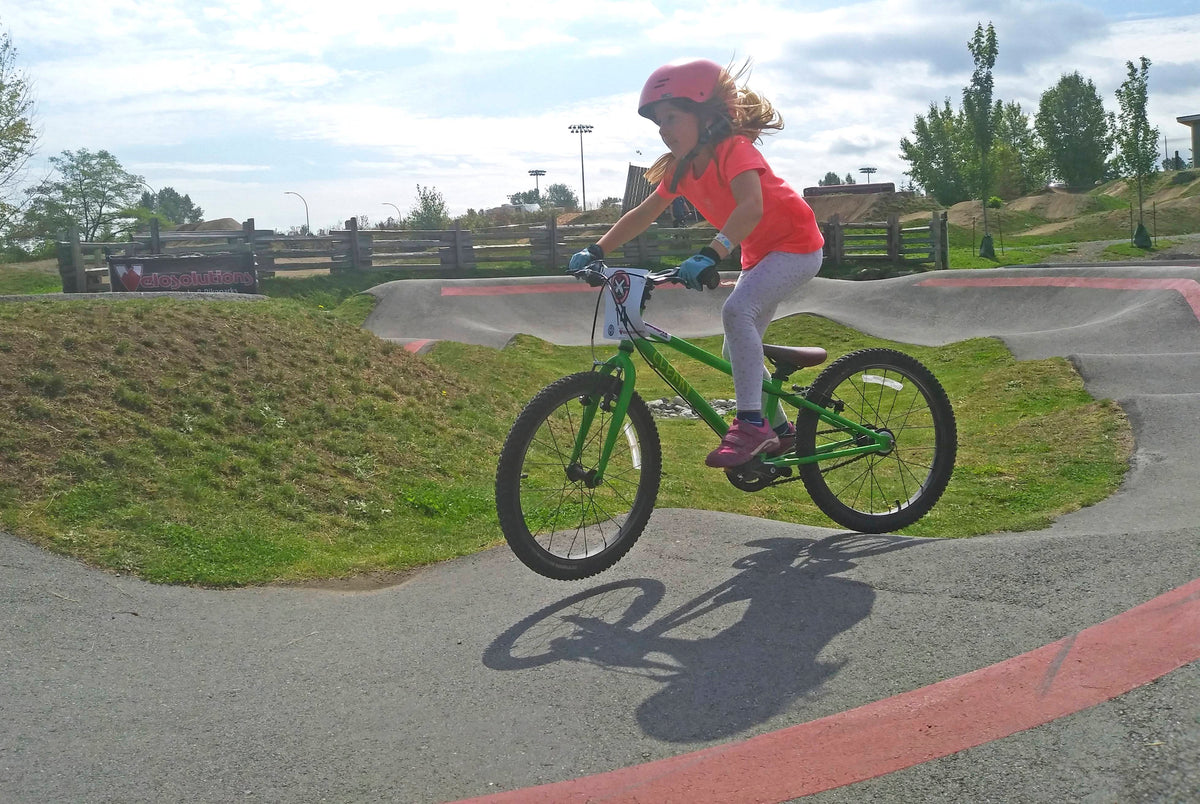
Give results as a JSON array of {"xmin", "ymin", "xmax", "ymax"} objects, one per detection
[{"xmin": 667, "ymin": 117, "xmax": 731, "ymax": 193}]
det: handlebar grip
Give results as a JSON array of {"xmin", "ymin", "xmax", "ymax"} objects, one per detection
[{"xmin": 700, "ymin": 265, "xmax": 721, "ymax": 290}]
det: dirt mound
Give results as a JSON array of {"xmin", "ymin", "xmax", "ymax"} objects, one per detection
[
  {"xmin": 175, "ymin": 218, "xmax": 241, "ymax": 232},
  {"xmin": 1005, "ymin": 188, "xmax": 1095, "ymax": 220},
  {"xmin": 805, "ymin": 193, "xmax": 881, "ymax": 223}
]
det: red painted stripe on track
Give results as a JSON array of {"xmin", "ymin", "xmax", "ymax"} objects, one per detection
[
  {"xmin": 403, "ymin": 339, "xmax": 434, "ymax": 353},
  {"xmin": 918, "ymin": 275, "xmax": 1200, "ymax": 321},
  {"xmin": 455, "ymin": 577, "xmax": 1200, "ymax": 803}
]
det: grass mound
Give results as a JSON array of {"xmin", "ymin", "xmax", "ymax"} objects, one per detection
[
  {"xmin": 0, "ymin": 283, "xmax": 1132, "ymax": 587},
  {"xmin": 0, "ymin": 297, "xmax": 498, "ymax": 585}
]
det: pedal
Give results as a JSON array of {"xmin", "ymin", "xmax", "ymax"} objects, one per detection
[{"xmin": 725, "ymin": 457, "xmax": 791, "ymax": 492}]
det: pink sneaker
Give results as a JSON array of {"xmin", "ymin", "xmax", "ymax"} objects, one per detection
[
  {"xmin": 705, "ymin": 419, "xmax": 780, "ymax": 468},
  {"xmin": 766, "ymin": 421, "xmax": 796, "ymax": 457}
]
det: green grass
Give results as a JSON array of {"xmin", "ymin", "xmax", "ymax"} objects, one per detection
[
  {"xmin": 0, "ymin": 260, "xmax": 62, "ymax": 295},
  {"xmin": 0, "ymin": 291, "xmax": 1131, "ymax": 586}
]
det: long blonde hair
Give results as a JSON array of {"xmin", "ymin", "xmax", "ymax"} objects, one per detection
[{"xmin": 644, "ymin": 59, "xmax": 784, "ymax": 187}]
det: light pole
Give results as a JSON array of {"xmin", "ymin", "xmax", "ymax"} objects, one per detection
[
  {"xmin": 568, "ymin": 124, "xmax": 592, "ymax": 211},
  {"xmin": 528, "ymin": 169, "xmax": 546, "ymax": 200},
  {"xmin": 859, "ymin": 166, "xmax": 878, "ymax": 184},
  {"xmin": 284, "ymin": 191, "xmax": 310, "ymax": 235},
  {"xmin": 382, "ymin": 202, "xmax": 403, "ymax": 226}
]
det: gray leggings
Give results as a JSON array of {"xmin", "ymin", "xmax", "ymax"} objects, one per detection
[{"xmin": 721, "ymin": 249, "xmax": 823, "ymax": 426}]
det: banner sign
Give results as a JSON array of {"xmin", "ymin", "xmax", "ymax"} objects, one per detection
[{"xmin": 108, "ymin": 253, "xmax": 258, "ymax": 294}]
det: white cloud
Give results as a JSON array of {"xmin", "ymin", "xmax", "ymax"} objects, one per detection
[{"xmin": 5, "ymin": 0, "xmax": 1199, "ymax": 230}]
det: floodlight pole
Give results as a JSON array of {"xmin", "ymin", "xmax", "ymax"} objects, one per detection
[
  {"xmin": 569, "ymin": 124, "xmax": 593, "ymax": 211},
  {"xmin": 528, "ymin": 169, "xmax": 546, "ymax": 197}
]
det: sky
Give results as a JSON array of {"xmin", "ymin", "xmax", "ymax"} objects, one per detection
[{"xmin": 5, "ymin": 0, "xmax": 1200, "ymax": 233}]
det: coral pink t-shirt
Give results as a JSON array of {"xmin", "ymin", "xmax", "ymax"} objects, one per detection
[{"xmin": 655, "ymin": 136, "xmax": 824, "ymax": 269}]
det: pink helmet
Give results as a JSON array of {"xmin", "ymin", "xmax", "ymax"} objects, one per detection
[{"xmin": 638, "ymin": 59, "xmax": 724, "ymax": 119}]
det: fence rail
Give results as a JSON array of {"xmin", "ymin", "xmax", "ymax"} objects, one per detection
[{"xmin": 56, "ymin": 212, "xmax": 949, "ymax": 292}]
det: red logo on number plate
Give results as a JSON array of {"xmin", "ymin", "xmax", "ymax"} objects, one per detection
[{"xmin": 611, "ymin": 271, "xmax": 631, "ymax": 303}]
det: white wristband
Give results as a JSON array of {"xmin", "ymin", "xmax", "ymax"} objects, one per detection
[{"xmin": 714, "ymin": 232, "xmax": 734, "ymax": 253}]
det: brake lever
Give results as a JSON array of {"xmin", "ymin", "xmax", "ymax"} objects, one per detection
[{"xmin": 645, "ymin": 269, "xmax": 681, "ymax": 285}]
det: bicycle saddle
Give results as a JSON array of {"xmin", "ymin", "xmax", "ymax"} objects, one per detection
[{"xmin": 762, "ymin": 344, "xmax": 827, "ymax": 378}]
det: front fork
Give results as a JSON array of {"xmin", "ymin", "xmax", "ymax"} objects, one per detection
[{"xmin": 569, "ymin": 346, "xmax": 639, "ymax": 486}]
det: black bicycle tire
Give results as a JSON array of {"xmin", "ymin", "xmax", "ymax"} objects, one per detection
[
  {"xmin": 495, "ymin": 372, "xmax": 662, "ymax": 580},
  {"xmin": 796, "ymin": 348, "xmax": 956, "ymax": 533}
]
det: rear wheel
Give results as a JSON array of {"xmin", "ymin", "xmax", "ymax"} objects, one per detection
[
  {"xmin": 796, "ymin": 349, "xmax": 956, "ymax": 533},
  {"xmin": 495, "ymin": 372, "xmax": 662, "ymax": 580}
]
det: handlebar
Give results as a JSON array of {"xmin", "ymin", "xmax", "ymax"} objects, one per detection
[{"xmin": 570, "ymin": 261, "xmax": 720, "ymax": 291}]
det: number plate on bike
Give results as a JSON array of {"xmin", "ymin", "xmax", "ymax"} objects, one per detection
[{"xmin": 602, "ymin": 267, "xmax": 648, "ymax": 340}]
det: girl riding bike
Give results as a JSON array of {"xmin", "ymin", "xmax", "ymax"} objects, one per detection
[{"xmin": 570, "ymin": 58, "xmax": 825, "ymax": 469}]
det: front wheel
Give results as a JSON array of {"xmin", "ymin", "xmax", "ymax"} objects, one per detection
[
  {"xmin": 495, "ymin": 372, "xmax": 662, "ymax": 580},
  {"xmin": 796, "ymin": 349, "xmax": 956, "ymax": 533}
]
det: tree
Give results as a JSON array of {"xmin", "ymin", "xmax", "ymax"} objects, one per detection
[
  {"xmin": 899, "ymin": 98, "xmax": 973, "ymax": 205},
  {"xmin": 22, "ymin": 149, "xmax": 144, "ymax": 241},
  {"xmin": 140, "ymin": 186, "xmax": 204, "ymax": 225},
  {"xmin": 1164, "ymin": 152, "xmax": 1188, "ymax": 171},
  {"xmin": 963, "ymin": 21, "xmax": 999, "ymax": 253},
  {"xmin": 1035, "ymin": 72, "xmax": 1112, "ymax": 187},
  {"xmin": 1113, "ymin": 56, "xmax": 1159, "ymax": 239},
  {"xmin": 508, "ymin": 189, "xmax": 540, "ymax": 205},
  {"xmin": 0, "ymin": 23, "xmax": 38, "ymax": 233},
  {"xmin": 408, "ymin": 184, "xmax": 448, "ymax": 230},
  {"xmin": 992, "ymin": 102, "xmax": 1044, "ymax": 198},
  {"xmin": 844, "ymin": 173, "xmax": 857, "ymax": 185},
  {"xmin": 542, "ymin": 182, "xmax": 578, "ymax": 211},
  {"xmin": 818, "ymin": 171, "xmax": 842, "ymax": 186}
]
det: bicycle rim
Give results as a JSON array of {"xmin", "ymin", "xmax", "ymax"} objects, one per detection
[
  {"xmin": 797, "ymin": 349, "xmax": 956, "ymax": 532},
  {"xmin": 496, "ymin": 372, "xmax": 662, "ymax": 580}
]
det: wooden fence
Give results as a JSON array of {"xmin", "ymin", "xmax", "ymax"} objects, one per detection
[
  {"xmin": 56, "ymin": 212, "xmax": 949, "ymax": 292},
  {"xmin": 822, "ymin": 212, "xmax": 949, "ymax": 271}
]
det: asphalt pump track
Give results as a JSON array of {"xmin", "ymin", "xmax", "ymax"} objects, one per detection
[{"xmin": 2, "ymin": 264, "xmax": 1198, "ymax": 802}]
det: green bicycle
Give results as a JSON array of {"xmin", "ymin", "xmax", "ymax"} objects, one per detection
[{"xmin": 495, "ymin": 262, "xmax": 957, "ymax": 580}]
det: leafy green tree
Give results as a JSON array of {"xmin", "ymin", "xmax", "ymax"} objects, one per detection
[
  {"xmin": 899, "ymin": 98, "xmax": 973, "ymax": 205},
  {"xmin": 0, "ymin": 23, "xmax": 38, "ymax": 233},
  {"xmin": 844, "ymin": 173, "xmax": 857, "ymax": 184},
  {"xmin": 22, "ymin": 149, "xmax": 144, "ymax": 241},
  {"xmin": 1113, "ymin": 56, "xmax": 1159, "ymax": 232},
  {"xmin": 508, "ymin": 189, "xmax": 540, "ymax": 205},
  {"xmin": 408, "ymin": 184, "xmax": 448, "ymax": 230},
  {"xmin": 139, "ymin": 186, "xmax": 204, "ymax": 225},
  {"xmin": 542, "ymin": 182, "xmax": 578, "ymax": 211},
  {"xmin": 963, "ymin": 21, "xmax": 999, "ymax": 249},
  {"xmin": 1035, "ymin": 72, "xmax": 1112, "ymax": 187},
  {"xmin": 992, "ymin": 101, "xmax": 1044, "ymax": 197},
  {"xmin": 818, "ymin": 171, "xmax": 841, "ymax": 186}
]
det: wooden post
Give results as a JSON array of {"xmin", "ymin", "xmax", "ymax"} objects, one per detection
[
  {"xmin": 548, "ymin": 216, "xmax": 559, "ymax": 269},
  {"xmin": 454, "ymin": 221, "xmax": 465, "ymax": 272},
  {"xmin": 150, "ymin": 218, "xmax": 161, "ymax": 254},
  {"xmin": 242, "ymin": 218, "xmax": 257, "ymax": 274},
  {"xmin": 886, "ymin": 213, "xmax": 901, "ymax": 263},
  {"xmin": 828, "ymin": 214, "xmax": 843, "ymax": 266},
  {"xmin": 930, "ymin": 211, "xmax": 950, "ymax": 271},
  {"xmin": 346, "ymin": 218, "xmax": 362, "ymax": 270},
  {"xmin": 69, "ymin": 224, "xmax": 85, "ymax": 293}
]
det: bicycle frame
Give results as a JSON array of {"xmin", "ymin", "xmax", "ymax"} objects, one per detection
[{"xmin": 575, "ymin": 328, "xmax": 893, "ymax": 485}]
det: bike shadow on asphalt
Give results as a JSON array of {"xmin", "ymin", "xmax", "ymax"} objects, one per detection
[{"xmin": 482, "ymin": 532, "xmax": 930, "ymax": 743}]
